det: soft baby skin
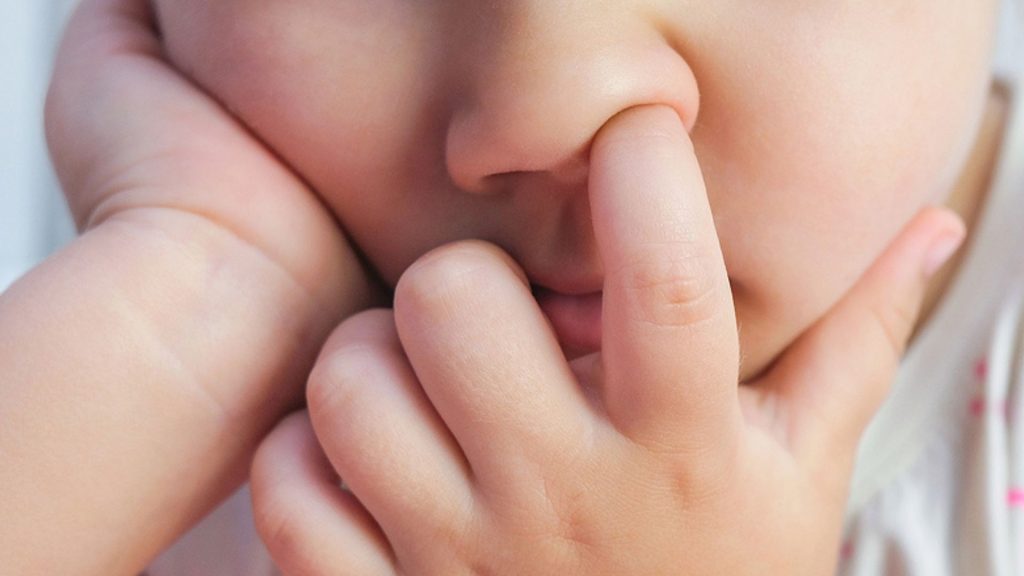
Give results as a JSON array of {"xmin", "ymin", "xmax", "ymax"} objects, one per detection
[
  {"xmin": 2, "ymin": 0, "xmax": 996, "ymax": 572},
  {"xmin": 155, "ymin": 0, "xmax": 999, "ymax": 380}
]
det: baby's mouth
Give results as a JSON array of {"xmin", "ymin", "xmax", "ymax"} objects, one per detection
[{"xmin": 531, "ymin": 285, "xmax": 603, "ymax": 360}]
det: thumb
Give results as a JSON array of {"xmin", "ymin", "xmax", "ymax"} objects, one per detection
[{"xmin": 747, "ymin": 206, "xmax": 966, "ymax": 465}]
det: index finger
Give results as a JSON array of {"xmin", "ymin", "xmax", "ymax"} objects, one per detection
[{"xmin": 589, "ymin": 105, "xmax": 741, "ymax": 454}]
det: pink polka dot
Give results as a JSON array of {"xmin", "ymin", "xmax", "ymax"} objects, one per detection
[
  {"xmin": 840, "ymin": 540, "xmax": 855, "ymax": 561},
  {"xmin": 969, "ymin": 397, "xmax": 1011, "ymax": 419},
  {"xmin": 1007, "ymin": 489, "xmax": 1024, "ymax": 507},
  {"xmin": 974, "ymin": 357, "xmax": 988, "ymax": 381}
]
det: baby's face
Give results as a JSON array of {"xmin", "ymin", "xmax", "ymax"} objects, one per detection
[{"xmin": 156, "ymin": 1, "xmax": 998, "ymax": 381}]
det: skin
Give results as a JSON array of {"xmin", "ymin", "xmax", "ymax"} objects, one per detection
[
  {"xmin": 1, "ymin": 0, "xmax": 376, "ymax": 572},
  {"xmin": 150, "ymin": 0, "xmax": 998, "ymax": 573},
  {"xmin": 247, "ymin": 112, "xmax": 968, "ymax": 574},
  {"xmin": 155, "ymin": 0, "xmax": 1001, "ymax": 380},
  {"xmin": 153, "ymin": 0, "xmax": 1002, "ymax": 573},
  {"xmin": 0, "ymin": 0, "xmax": 999, "ymax": 573}
]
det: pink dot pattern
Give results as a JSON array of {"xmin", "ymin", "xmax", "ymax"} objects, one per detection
[{"xmin": 1008, "ymin": 489, "xmax": 1024, "ymax": 508}]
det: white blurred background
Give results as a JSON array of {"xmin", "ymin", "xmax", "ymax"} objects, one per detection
[
  {"xmin": 1, "ymin": 0, "xmax": 77, "ymax": 291},
  {"xmin": 0, "ymin": 1, "xmax": 1021, "ymax": 294}
]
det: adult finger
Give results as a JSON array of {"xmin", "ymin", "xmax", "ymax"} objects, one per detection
[
  {"xmin": 251, "ymin": 411, "xmax": 397, "ymax": 576},
  {"xmin": 748, "ymin": 206, "xmax": 965, "ymax": 465},
  {"xmin": 589, "ymin": 105, "xmax": 742, "ymax": 455}
]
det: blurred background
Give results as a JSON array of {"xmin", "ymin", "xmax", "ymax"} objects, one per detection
[
  {"xmin": 1, "ymin": 0, "xmax": 77, "ymax": 292},
  {"xmin": 0, "ymin": 1, "xmax": 1022, "ymax": 294}
]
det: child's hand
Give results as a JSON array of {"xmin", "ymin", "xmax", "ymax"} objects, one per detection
[
  {"xmin": 250, "ymin": 106, "xmax": 964, "ymax": 575},
  {"xmin": 46, "ymin": 0, "xmax": 377, "ymax": 415},
  {"xmin": 0, "ymin": 0, "xmax": 374, "ymax": 571},
  {"xmin": 46, "ymin": 0, "xmax": 383, "ymax": 420}
]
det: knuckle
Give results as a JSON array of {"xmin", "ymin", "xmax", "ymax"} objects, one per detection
[
  {"xmin": 251, "ymin": 490, "xmax": 319, "ymax": 575},
  {"xmin": 322, "ymin": 308, "xmax": 399, "ymax": 352},
  {"xmin": 544, "ymin": 483, "xmax": 600, "ymax": 559},
  {"xmin": 619, "ymin": 247, "xmax": 723, "ymax": 327},
  {"xmin": 308, "ymin": 309, "xmax": 399, "ymax": 418},
  {"xmin": 410, "ymin": 511, "xmax": 481, "ymax": 572},
  {"xmin": 678, "ymin": 448, "xmax": 739, "ymax": 501},
  {"xmin": 306, "ymin": 344, "xmax": 384, "ymax": 421},
  {"xmin": 394, "ymin": 241, "xmax": 520, "ymax": 321},
  {"xmin": 250, "ymin": 448, "xmax": 314, "ymax": 574},
  {"xmin": 867, "ymin": 296, "xmax": 918, "ymax": 360},
  {"xmin": 250, "ymin": 486, "xmax": 294, "ymax": 553},
  {"xmin": 339, "ymin": 307, "xmax": 398, "ymax": 335},
  {"xmin": 497, "ymin": 470, "xmax": 601, "ymax": 568}
]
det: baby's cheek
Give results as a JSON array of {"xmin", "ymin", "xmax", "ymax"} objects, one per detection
[{"xmin": 157, "ymin": 0, "xmax": 443, "ymax": 219}]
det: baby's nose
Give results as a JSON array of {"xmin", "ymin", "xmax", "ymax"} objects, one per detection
[{"xmin": 443, "ymin": 2, "xmax": 700, "ymax": 196}]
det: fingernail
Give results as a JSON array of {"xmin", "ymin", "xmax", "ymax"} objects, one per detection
[{"xmin": 923, "ymin": 227, "xmax": 966, "ymax": 278}]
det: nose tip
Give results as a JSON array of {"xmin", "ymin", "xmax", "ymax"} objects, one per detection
[{"xmin": 444, "ymin": 19, "xmax": 699, "ymax": 195}]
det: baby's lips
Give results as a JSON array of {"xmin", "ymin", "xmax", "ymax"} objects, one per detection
[{"xmin": 533, "ymin": 286, "xmax": 604, "ymax": 359}]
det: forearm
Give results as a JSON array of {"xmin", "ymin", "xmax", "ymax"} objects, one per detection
[{"xmin": 0, "ymin": 208, "xmax": 372, "ymax": 574}]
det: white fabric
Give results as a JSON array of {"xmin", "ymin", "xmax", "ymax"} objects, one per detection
[{"xmin": 839, "ymin": 31, "xmax": 1024, "ymax": 575}]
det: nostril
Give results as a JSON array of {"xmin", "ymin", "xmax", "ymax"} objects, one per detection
[{"xmin": 445, "ymin": 23, "xmax": 699, "ymax": 196}]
